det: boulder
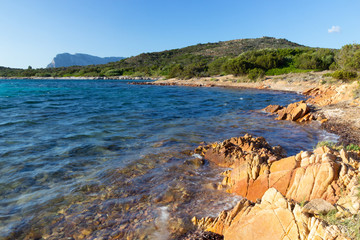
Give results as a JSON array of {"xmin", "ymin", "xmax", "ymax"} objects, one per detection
[
  {"xmin": 197, "ymin": 135, "xmax": 360, "ymax": 206},
  {"xmin": 202, "ymin": 134, "xmax": 285, "ymax": 168},
  {"xmin": 264, "ymin": 101, "xmax": 315, "ymax": 123},
  {"xmin": 263, "ymin": 104, "xmax": 283, "ymax": 114},
  {"xmin": 193, "ymin": 188, "xmax": 349, "ymax": 240},
  {"xmin": 302, "ymin": 199, "xmax": 336, "ymax": 215}
]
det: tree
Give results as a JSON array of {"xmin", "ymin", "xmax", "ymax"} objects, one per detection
[{"xmin": 336, "ymin": 44, "xmax": 360, "ymax": 71}]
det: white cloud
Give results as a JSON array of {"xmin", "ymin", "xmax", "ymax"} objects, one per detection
[{"xmin": 328, "ymin": 26, "xmax": 341, "ymax": 33}]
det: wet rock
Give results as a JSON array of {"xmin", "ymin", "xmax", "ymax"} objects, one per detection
[
  {"xmin": 184, "ymin": 158, "xmax": 205, "ymax": 168},
  {"xmin": 182, "ymin": 229, "xmax": 224, "ymax": 240}
]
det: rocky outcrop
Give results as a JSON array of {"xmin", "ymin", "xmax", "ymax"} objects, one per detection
[
  {"xmin": 194, "ymin": 134, "xmax": 285, "ymax": 169},
  {"xmin": 193, "ymin": 188, "xmax": 350, "ymax": 240},
  {"xmin": 193, "ymin": 135, "xmax": 360, "ymax": 239},
  {"xmin": 263, "ymin": 101, "xmax": 316, "ymax": 122},
  {"xmin": 201, "ymin": 136, "xmax": 360, "ymax": 205},
  {"xmin": 303, "ymin": 82, "xmax": 358, "ymax": 107}
]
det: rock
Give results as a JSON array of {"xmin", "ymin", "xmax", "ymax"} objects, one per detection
[
  {"xmin": 184, "ymin": 158, "xmax": 205, "ymax": 168},
  {"xmin": 182, "ymin": 230, "xmax": 224, "ymax": 240},
  {"xmin": 194, "ymin": 134, "xmax": 360, "ymax": 239},
  {"xmin": 302, "ymin": 199, "xmax": 336, "ymax": 215},
  {"xmin": 194, "ymin": 188, "xmax": 349, "ymax": 240},
  {"xmin": 263, "ymin": 104, "xmax": 283, "ymax": 113},
  {"xmin": 265, "ymin": 101, "xmax": 315, "ymax": 122},
  {"xmin": 200, "ymin": 134, "xmax": 285, "ymax": 168},
  {"xmin": 200, "ymin": 135, "xmax": 360, "ymax": 206}
]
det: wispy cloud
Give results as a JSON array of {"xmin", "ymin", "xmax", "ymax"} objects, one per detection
[{"xmin": 328, "ymin": 26, "xmax": 341, "ymax": 33}]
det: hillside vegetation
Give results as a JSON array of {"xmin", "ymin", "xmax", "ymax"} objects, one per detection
[{"xmin": 0, "ymin": 37, "xmax": 359, "ymax": 80}]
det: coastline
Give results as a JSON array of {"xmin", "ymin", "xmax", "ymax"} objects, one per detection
[
  {"xmin": 132, "ymin": 72, "xmax": 328, "ymax": 93},
  {"xmin": 134, "ymin": 71, "xmax": 360, "ymax": 146},
  {"xmin": 0, "ymin": 76, "xmax": 159, "ymax": 80},
  {"xmin": 2, "ymin": 72, "xmax": 360, "ymax": 239},
  {"xmin": 171, "ymin": 72, "xmax": 360, "ymax": 239}
]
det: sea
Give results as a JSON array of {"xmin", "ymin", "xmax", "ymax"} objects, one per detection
[{"xmin": 0, "ymin": 79, "xmax": 337, "ymax": 239}]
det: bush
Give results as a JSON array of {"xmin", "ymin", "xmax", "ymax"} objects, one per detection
[
  {"xmin": 248, "ymin": 68, "xmax": 265, "ymax": 81},
  {"xmin": 208, "ymin": 57, "xmax": 228, "ymax": 76},
  {"xmin": 105, "ymin": 69, "xmax": 123, "ymax": 77},
  {"xmin": 266, "ymin": 67, "xmax": 313, "ymax": 76},
  {"xmin": 222, "ymin": 57, "xmax": 253, "ymax": 76},
  {"xmin": 346, "ymin": 144, "xmax": 360, "ymax": 151},
  {"xmin": 336, "ymin": 44, "xmax": 360, "ymax": 71},
  {"xmin": 331, "ymin": 70, "xmax": 358, "ymax": 80},
  {"xmin": 294, "ymin": 49, "xmax": 335, "ymax": 70},
  {"xmin": 314, "ymin": 141, "xmax": 339, "ymax": 150}
]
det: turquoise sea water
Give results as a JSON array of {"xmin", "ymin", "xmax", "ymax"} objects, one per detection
[{"xmin": 0, "ymin": 80, "xmax": 336, "ymax": 239}]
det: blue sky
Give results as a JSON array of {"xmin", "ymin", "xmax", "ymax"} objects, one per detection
[{"xmin": 0, "ymin": 0, "xmax": 359, "ymax": 69}]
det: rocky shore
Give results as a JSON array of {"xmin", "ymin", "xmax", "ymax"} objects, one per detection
[
  {"xmin": 189, "ymin": 134, "xmax": 360, "ymax": 239},
  {"xmin": 144, "ymin": 72, "xmax": 360, "ymax": 239},
  {"xmin": 133, "ymin": 71, "xmax": 360, "ymax": 145},
  {"xmin": 4, "ymin": 72, "xmax": 359, "ymax": 239}
]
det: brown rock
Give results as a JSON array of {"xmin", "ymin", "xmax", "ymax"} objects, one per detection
[
  {"xmin": 209, "ymin": 137, "xmax": 358, "ymax": 206},
  {"xmin": 246, "ymin": 174, "xmax": 269, "ymax": 202},
  {"xmin": 263, "ymin": 104, "xmax": 283, "ymax": 113},
  {"xmin": 201, "ymin": 134, "xmax": 284, "ymax": 168},
  {"xmin": 194, "ymin": 188, "xmax": 350, "ymax": 240},
  {"xmin": 302, "ymin": 199, "xmax": 336, "ymax": 215},
  {"xmin": 266, "ymin": 101, "xmax": 314, "ymax": 122}
]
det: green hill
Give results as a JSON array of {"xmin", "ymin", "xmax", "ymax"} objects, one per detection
[{"xmin": 0, "ymin": 37, "xmax": 337, "ymax": 79}]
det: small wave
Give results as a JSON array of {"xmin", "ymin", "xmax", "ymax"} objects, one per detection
[
  {"xmin": 152, "ymin": 206, "xmax": 170, "ymax": 240},
  {"xmin": 191, "ymin": 153, "xmax": 203, "ymax": 159}
]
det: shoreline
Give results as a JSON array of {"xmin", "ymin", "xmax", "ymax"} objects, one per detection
[
  {"xmin": 2, "ymin": 72, "xmax": 360, "ymax": 239},
  {"xmin": 133, "ymin": 72, "xmax": 360, "ymax": 146},
  {"xmin": 0, "ymin": 76, "xmax": 159, "ymax": 80},
  {"xmin": 179, "ymin": 73, "xmax": 360, "ymax": 239}
]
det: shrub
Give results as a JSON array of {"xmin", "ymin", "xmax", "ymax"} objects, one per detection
[
  {"xmin": 331, "ymin": 70, "xmax": 358, "ymax": 80},
  {"xmin": 266, "ymin": 67, "xmax": 313, "ymax": 76},
  {"xmin": 294, "ymin": 49, "xmax": 335, "ymax": 70},
  {"xmin": 104, "ymin": 69, "xmax": 123, "ymax": 77},
  {"xmin": 314, "ymin": 141, "xmax": 339, "ymax": 150},
  {"xmin": 168, "ymin": 64, "xmax": 183, "ymax": 78},
  {"xmin": 222, "ymin": 57, "xmax": 254, "ymax": 76},
  {"xmin": 336, "ymin": 44, "xmax": 360, "ymax": 71},
  {"xmin": 248, "ymin": 68, "xmax": 265, "ymax": 81},
  {"xmin": 208, "ymin": 57, "xmax": 228, "ymax": 76},
  {"xmin": 346, "ymin": 144, "xmax": 360, "ymax": 151}
]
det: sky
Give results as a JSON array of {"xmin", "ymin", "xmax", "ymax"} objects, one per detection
[{"xmin": 0, "ymin": 0, "xmax": 359, "ymax": 69}]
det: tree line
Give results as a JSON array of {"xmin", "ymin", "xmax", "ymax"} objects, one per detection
[{"xmin": 1, "ymin": 43, "xmax": 359, "ymax": 80}]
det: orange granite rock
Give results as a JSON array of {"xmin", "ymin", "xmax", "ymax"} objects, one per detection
[
  {"xmin": 193, "ymin": 188, "xmax": 350, "ymax": 240},
  {"xmin": 263, "ymin": 100, "xmax": 315, "ymax": 122},
  {"xmin": 197, "ymin": 135, "xmax": 360, "ymax": 206}
]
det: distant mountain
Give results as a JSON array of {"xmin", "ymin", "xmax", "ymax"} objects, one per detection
[{"xmin": 47, "ymin": 53, "xmax": 125, "ymax": 68}]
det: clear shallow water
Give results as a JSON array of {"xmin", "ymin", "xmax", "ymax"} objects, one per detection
[{"xmin": 0, "ymin": 80, "xmax": 337, "ymax": 239}]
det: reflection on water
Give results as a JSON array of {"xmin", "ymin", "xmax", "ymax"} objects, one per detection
[{"xmin": 0, "ymin": 80, "xmax": 336, "ymax": 239}]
